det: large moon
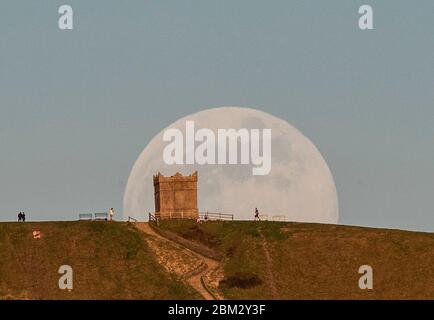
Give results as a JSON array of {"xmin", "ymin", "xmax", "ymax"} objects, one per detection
[{"xmin": 123, "ymin": 107, "xmax": 339, "ymax": 223}]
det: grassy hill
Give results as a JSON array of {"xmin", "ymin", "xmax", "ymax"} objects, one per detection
[
  {"xmin": 2, "ymin": 220, "xmax": 434, "ymax": 300},
  {"xmin": 0, "ymin": 221, "xmax": 199, "ymax": 300},
  {"xmin": 157, "ymin": 220, "xmax": 434, "ymax": 299}
]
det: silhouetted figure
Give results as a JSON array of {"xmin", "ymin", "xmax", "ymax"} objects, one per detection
[
  {"xmin": 22, "ymin": 212, "xmax": 26, "ymax": 222},
  {"xmin": 18, "ymin": 212, "xmax": 23, "ymax": 222},
  {"xmin": 254, "ymin": 208, "xmax": 260, "ymax": 221}
]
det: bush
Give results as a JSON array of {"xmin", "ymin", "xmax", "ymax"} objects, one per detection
[
  {"xmin": 181, "ymin": 225, "xmax": 221, "ymax": 247},
  {"xmin": 220, "ymin": 272, "xmax": 262, "ymax": 289}
]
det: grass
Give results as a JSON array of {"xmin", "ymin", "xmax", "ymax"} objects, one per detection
[
  {"xmin": 0, "ymin": 221, "xmax": 200, "ymax": 300},
  {"xmin": 3, "ymin": 219, "xmax": 434, "ymax": 300},
  {"xmin": 158, "ymin": 220, "xmax": 434, "ymax": 299}
]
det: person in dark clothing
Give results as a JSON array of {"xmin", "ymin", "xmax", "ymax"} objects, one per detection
[
  {"xmin": 254, "ymin": 208, "xmax": 260, "ymax": 221},
  {"xmin": 22, "ymin": 212, "xmax": 26, "ymax": 222},
  {"xmin": 18, "ymin": 212, "xmax": 23, "ymax": 222}
]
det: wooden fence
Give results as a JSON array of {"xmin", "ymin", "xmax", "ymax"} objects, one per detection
[
  {"xmin": 149, "ymin": 211, "xmax": 234, "ymax": 222},
  {"xmin": 127, "ymin": 216, "xmax": 137, "ymax": 223},
  {"xmin": 199, "ymin": 212, "xmax": 234, "ymax": 221}
]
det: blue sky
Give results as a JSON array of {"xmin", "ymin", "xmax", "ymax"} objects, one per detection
[{"xmin": 0, "ymin": 1, "xmax": 433, "ymax": 231}]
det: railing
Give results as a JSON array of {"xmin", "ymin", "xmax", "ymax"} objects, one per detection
[
  {"xmin": 78, "ymin": 213, "xmax": 93, "ymax": 221},
  {"xmin": 94, "ymin": 212, "xmax": 108, "ymax": 220},
  {"xmin": 147, "ymin": 211, "xmax": 286, "ymax": 222},
  {"xmin": 127, "ymin": 216, "xmax": 137, "ymax": 223},
  {"xmin": 148, "ymin": 212, "xmax": 159, "ymax": 226},
  {"xmin": 155, "ymin": 211, "xmax": 199, "ymax": 220},
  {"xmin": 78, "ymin": 212, "xmax": 108, "ymax": 221},
  {"xmin": 150, "ymin": 211, "xmax": 234, "ymax": 221},
  {"xmin": 259, "ymin": 214, "xmax": 268, "ymax": 221},
  {"xmin": 199, "ymin": 212, "xmax": 234, "ymax": 221}
]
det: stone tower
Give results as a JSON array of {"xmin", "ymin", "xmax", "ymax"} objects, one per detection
[{"xmin": 153, "ymin": 171, "xmax": 199, "ymax": 220}]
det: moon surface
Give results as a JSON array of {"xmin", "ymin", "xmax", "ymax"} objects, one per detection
[{"xmin": 123, "ymin": 107, "xmax": 339, "ymax": 223}]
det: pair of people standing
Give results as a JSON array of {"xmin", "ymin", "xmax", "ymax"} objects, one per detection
[{"xmin": 18, "ymin": 212, "xmax": 26, "ymax": 222}]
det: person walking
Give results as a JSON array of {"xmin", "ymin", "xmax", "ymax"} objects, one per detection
[
  {"xmin": 109, "ymin": 208, "xmax": 114, "ymax": 221},
  {"xmin": 254, "ymin": 208, "xmax": 261, "ymax": 221},
  {"xmin": 18, "ymin": 212, "xmax": 22, "ymax": 222},
  {"xmin": 22, "ymin": 212, "xmax": 26, "ymax": 222}
]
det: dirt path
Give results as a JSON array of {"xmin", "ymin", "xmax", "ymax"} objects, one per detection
[
  {"xmin": 135, "ymin": 222, "xmax": 222, "ymax": 300},
  {"xmin": 259, "ymin": 229, "xmax": 278, "ymax": 299}
]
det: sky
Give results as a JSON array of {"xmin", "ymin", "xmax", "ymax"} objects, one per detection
[{"xmin": 0, "ymin": 1, "xmax": 433, "ymax": 231}]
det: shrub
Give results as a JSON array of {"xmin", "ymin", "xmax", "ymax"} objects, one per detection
[{"xmin": 220, "ymin": 272, "xmax": 262, "ymax": 289}]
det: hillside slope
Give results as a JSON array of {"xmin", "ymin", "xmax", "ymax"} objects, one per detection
[
  {"xmin": 0, "ymin": 221, "xmax": 199, "ymax": 300},
  {"xmin": 158, "ymin": 220, "xmax": 434, "ymax": 299}
]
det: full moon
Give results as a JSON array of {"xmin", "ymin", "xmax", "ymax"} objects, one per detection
[{"xmin": 123, "ymin": 107, "xmax": 339, "ymax": 223}]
